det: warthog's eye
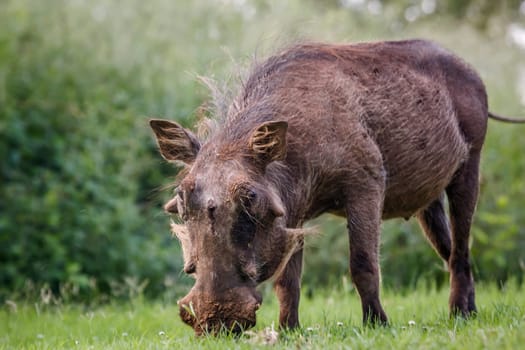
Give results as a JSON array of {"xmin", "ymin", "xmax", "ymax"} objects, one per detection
[
  {"xmin": 240, "ymin": 188, "xmax": 257, "ymax": 210},
  {"xmin": 246, "ymin": 189, "xmax": 257, "ymax": 201}
]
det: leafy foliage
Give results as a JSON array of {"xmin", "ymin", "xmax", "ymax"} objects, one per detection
[{"xmin": 0, "ymin": 0, "xmax": 190, "ymax": 300}]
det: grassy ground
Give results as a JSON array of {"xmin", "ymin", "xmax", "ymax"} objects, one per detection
[{"xmin": 1, "ymin": 282, "xmax": 523, "ymax": 349}]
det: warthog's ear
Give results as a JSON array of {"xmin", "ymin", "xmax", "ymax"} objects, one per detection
[
  {"xmin": 149, "ymin": 119, "xmax": 200, "ymax": 164},
  {"xmin": 249, "ymin": 121, "xmax": 288, "ymax": 166}
]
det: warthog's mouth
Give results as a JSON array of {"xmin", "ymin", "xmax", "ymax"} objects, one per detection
[{"xmin": 179, "ymin": 299, "xmax": 260, "ymax": 336}]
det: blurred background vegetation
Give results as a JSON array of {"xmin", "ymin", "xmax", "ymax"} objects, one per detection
[{"xmin": 1, "ymin": 0, "xmax": 524, "ymax": 302}]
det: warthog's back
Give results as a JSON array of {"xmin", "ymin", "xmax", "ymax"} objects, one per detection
[{"xmin": 228, "ymin": 40, "xmax": 485, "ymax": 220}]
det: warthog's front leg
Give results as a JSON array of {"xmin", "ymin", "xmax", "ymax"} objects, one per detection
[
  {"xmin": 273, "ymin": 248, "xmax": 303, "ymax": 329},
  {"xmin": 346, "ymin": 181, "xmax": 388, "ymax": 326}
]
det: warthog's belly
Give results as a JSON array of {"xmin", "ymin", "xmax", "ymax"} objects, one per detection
[{"xmin": 379, "ymin": 115, "xmax": 469, "ymax": 220}]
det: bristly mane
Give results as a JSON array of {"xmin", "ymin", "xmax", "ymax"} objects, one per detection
[{"xmin": 196, "ymin": 43, "xmax": 344, "ymax": 144}]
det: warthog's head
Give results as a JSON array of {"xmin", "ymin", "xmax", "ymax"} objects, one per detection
[{"xmin": 150, "ymin": 119, "xmax": 304, "ymax": 335}]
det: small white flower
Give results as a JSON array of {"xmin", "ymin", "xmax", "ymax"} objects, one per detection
[
  {"xmin": 75, "ymin": 340, "xmax": 80, "ymax": 345},
  {"xmin": 122, "ymin": 332, "xmax": 128, "ymax": 337},
  {"xmin": 36, "ymin": 334, "xmax": 44, "ymax": 339},
  {"xmin": 337, "ymin": 322, "xmax": 344, "ymax": 327},
  {"xmin": 408, "ymin": 320, "xmax": 416, "ymax": 326},
  {"xmin": 158, "ymin": 331, "xmax": 166, "ymax": 336},
  {"xmin": 245, "ymin": 324, "xmax": 279, "ymax": 345}
]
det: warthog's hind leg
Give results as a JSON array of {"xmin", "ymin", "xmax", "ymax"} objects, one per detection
[
  {"xmin": 445, "ymin": 151, "xmax": 480, "ymax": 317},
  {"xmin": 417, "ymin": 194, "xmax": 452, "ymax": 262}
]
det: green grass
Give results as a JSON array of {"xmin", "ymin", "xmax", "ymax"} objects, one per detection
[{"xmin": 2, "ymin": 282, "xmax": 524, "ymax": 349}]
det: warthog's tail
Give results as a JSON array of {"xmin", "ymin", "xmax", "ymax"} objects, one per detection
[{"xmin": 488, "ymin": 112, "xmax": 525, "ymax": 123}]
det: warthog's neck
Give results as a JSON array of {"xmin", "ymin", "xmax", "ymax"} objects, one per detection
[{"xmin": 265, "ymin": 156, "xmax": 334, "ymax": 228}]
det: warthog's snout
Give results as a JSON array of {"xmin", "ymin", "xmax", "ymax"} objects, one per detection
[{"xmin": 178, "ymin": 287, "xmax": 262, "ymax": 336}]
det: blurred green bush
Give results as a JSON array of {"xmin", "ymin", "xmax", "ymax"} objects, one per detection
[{"xmin": 0, "ymin": 0, "xmax": 524, "ymax": 301}]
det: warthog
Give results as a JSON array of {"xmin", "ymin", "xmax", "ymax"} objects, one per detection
[{"xmin": 150, "ymin": 39, "xmax": 525, "ymax": 335}]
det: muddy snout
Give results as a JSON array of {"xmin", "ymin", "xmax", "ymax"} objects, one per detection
[{"xmin": 178, "ymin": 287, "xmax": 262, "ymax": 335}]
